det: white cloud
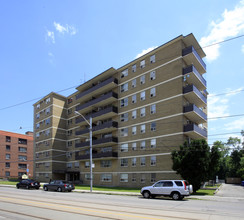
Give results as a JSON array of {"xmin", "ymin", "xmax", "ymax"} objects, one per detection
[
  {"xmin": 224, "ymin": 117, "xmax": 244, "ymax": 131},
  {"xmin": 53, "ymin": 22, "xmax": 77, "ymax": 35},
  {"xmin": 46, "ymin": 30, "xmax": 55, "ymax": 44},
  {"xmin": 135, "ymin": 46, "xmax": 157, "ymax": 59},
  {"xmin": 208, "ymin": 95, "xmax": 230, "ymax": 119},
  {"xmin": 200, "ymin": 1, "xmax": 244, "ymax": 62}
]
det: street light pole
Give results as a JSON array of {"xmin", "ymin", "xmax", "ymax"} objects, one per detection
[{"xmin": 75, "ymin": 111, "xmax": 93, "ymax": 192}]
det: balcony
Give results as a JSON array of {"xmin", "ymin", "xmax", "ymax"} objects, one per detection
[
  {"xmin": 184, "ymin": 123, "xmax": 207, "ymax": 139},
  {"xmin": 76, "ymin": 121, "xmax": 118, "ymax": 136},
  {"xmin": 76, "ymin": 77, "xmax": 118, "ymax": 100},
  {"xmin": 75, "ymin": 136, "xmax": 118, "ymax": 148},
  {"xmin": 183, "ymin": 104, "xmax": 207, "ymax": 124},
  {"xmin": 75, "ymin": 151, "xmax": 118, "ymax": 160},
  {"xmin": 183, "ymin": 84, "xmax": 207, "ymax": 107},
  {"xmin": 75, "ymin": 106, "xmax": 118, "ymax": 124},
  {"xmin": 182, "ymin": 46, "xmax": 206, "ymax": 74},
  {"xmin": 76, "ymin": 92, "xmax": 118, "ymax": 113},
  {"xmin": 183, "ymin": 65, "xmax": 206, "ymax": 91}
]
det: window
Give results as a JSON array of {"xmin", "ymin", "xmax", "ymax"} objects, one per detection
[
  {"xmin": 121, "ymin": 69, "xmax": 128, "ymax": 78},
  {"xmin": 36, "ymin": 113, "xmax": 40, "ymax": 119},
  {"xmin": 140, "ymin": 75, "xmax": 145, "ymax": 84},
  {"xmin": 18, "ymin": 155, "xmax": 27, "ymax": 161},
  {"xmin": 140, "ymin": 60, "xmax": 145, "ymax": 68},
  {"xmin": 140, "ymin": 157, "xmax": 146, "ymax": 166},
  {"xmin": 132, "ymin": 173, "xmax": 136, "ymax": 182},
  {"xmin": 151, "ymin": 156, "xmax": 156, "ymax": 166},
  {"xmin": 141, "ymin": 124, "xmax": 146, "ymax": 134},
  {"xmin": 140, "ymin": 108, "xmax": 146, "ymax": 117},
  {"xmin": 120, "ymin": 98, "xmax": 128, "ymax": 107},
  {"xmin": 150, "ymin": 54, "xmax": 155, "ymax": 63},
  {"xmin": 101, "ymin": 160, "xmax": 112, "ymax": 168},
  {"xmin": 36, "ymin": 153, "xmax": 39, "ymax": 158},
  {"xmin": 36, "ymin": 123, "xmax": 40, "ymax": 129},
  {"xmin": 141, "ymin": 174, "xmax": 146, "ymax": 183},
  {"xmin": 132, "ymin": 158, "xmax": 136, "ymax": 167},
  {"xmin": 132, "ymin": 142, "xmax": 137, "ymax": 151},
  {"xmin": 45, "ymin": 118, "xmax": 51, "ymax": 125},
  {"xmin": 67, "ymin": 119, "xmax": 72, "ymax": 125},
  {"xmin": 121, "ymin": 158, "xmax": 128, "ymax": 167},
  {"xmin": 132, "ymin": 79, "xmax": 136, "ymax": 88},
  {"xmin": 66, "ymin": 152, "xmax": 72, "ymax": 158},
  {"xmin": 120, "ymin": 143, "xmax": 128, "ymax": 152},
  {"xmin": 151, "ymin": 139, "xmax": 156, "ymax": 148},
  {"xmin": 101, "ymin": 147, "xmax": 112, "ymax": 153},
  {"xmin": 18, "ymin": 164, "xmax": 27, "ymax": 169},
  {"xmin": 120, "ymin": 173, "xmax": 128, "ymax": 182},
  {"xmin": 151, "ymin": 173, "xmax": 156, "ymax": 183},
  {"xmin": 5, "ymin": 171, "xmax": 10, "ymax": 177},
  {"xmin": 85, "ymin": 161, "xmax": 90, "ymax": 168},
  {"xmin": 132, "ymin": 64, "xmax": 136, "ymax": 72},
  {"xmin": 6, "ymin": 145, "xmax": 10, "ymax": 151},
  {"xmin": 140, "ymin": 140, "xmax": 146, "ymax": 150},
  {"xmin": 45, "ymin": 129, "xmax": 50, "ymax": 136},
  {"xmin": 151, "ymin": 122, "xmax": 156, "ymax": 131},
  {"xmin": 45, "ymin": 97, "xmax": 51, "ymax": 104},
  {"xmin": 150, "ymin": 71, "xmax": 156, "ymax": 80},
  {"xmin": 121, "ymin": 83, "xmax": 128, "ymax": 92},
  {"xmin": 67, "ymin": 130, "xmax": 72, "ymax": 136},
  {"xmin": 5, "ymin": 162, "xmax": 10, "ymax": 168},
  {"xmin": 36, "ymin": 104, "xmax": 40, "ymax": 109},
  {"xmin": 6, "ymin": 136, "xmax": 11, "ymax": 142},
  {"xmin": 85, "ymin": 174, "xmax": 92, "ymax": 180},
  {"xmin": 101, "ymin": 174, "xmax": 112, "ymax": 182},
  {"xmin": 6, "ymin": 154, "xmax": 10, "ymax": 160},
  {"xmin": 67, "ymin": 108, "xmax": 72, "ymax": 115},
  {"xmin": 45, "ymin": 151, "xmax": 50, "ymax": 157},
  {"xmin": 67, "ymin": 163, "xmax": 72, "ymax": 168},
  {"xmin": 140, "ymin": 91, "xmax": 145, "ymax": 101},
  {"xmin": 45, "ymin": 162, "xmax": 50, "ymax": 168},
  {"xmin": 120, "ymin": 128, "xmax": 128, "ymax": 137},
  {"xmin": 132, "ymin": 110, "xmax": 137, "ymax": 119},
  {"xmin": 74, "ymin": 162, "xmax": 79, "ymax": 168},
  {"xmin": 150, "ymin": 87, "xmax": 156, "ymax": 97},
  {"xmin": 67, "ymin": 98, "xmax": 73, "ymax": 104},
  {"xmin": 120, "ymin": 113, "xmax": 128, "ymax": 122},
  {"xmin": 132, "ymin": 94, "xmax": 137, "ymax": 103},
  {"xmin": 150, "ymin": 104, "xmax": 156, "ymax": 114},
  {"xmin": 67, "ymin": 141, "xmax": 72, "ymax": 147},
  {"xmin": 132, "ymin": 126, "xmax": 137, "ymax": 135},
  {"xmin": 18, "ymin": 138, "xmax": 27, "ymax": 145},
  {"xmin": 46, "ymin": 107, "xmax": 50, "ymax": 115}
]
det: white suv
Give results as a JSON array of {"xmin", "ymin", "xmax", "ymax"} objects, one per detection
[{"xmin": 141, "ymin": 180, "xmax": 193, "ymax": 200}]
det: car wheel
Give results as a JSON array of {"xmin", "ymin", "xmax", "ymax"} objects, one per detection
[
  {"xmin": 172, "ymin": 192, "xmax": 181, "ymax": 200},
  {"xmin": 143, "ymin": 191, "xmax": 151, "ymax": 199},
  {"xmin": 68, "ymin": 190, "xmax": 71, "ymax": 192},
  {"xmin": 57, "ymin": 187, "xmax": 62, "ymax": 192},
  {"xmin": 44, "ymin": 186, "xmax": 48, "ymax": 191},
  {"xmin": 16, "ymin": 185, "xmax": 19, "ymax": 189},
  {"xmin": 26, "ymin": 185, "xmax": 30, "ymax": 189}
]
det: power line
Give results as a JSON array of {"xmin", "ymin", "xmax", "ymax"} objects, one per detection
[{"xmin": 1, "ymin": 34, "xmax": 244, "ymax": 112}]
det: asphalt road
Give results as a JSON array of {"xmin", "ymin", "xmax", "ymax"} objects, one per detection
[{"xmin": 0, "ymin": 185, "xmax": 243, "ymax": 220}]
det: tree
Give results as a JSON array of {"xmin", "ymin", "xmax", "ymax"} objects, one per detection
[{"xmin": 171, "ymin": 139, "xmax": 221, "ymax": 192}]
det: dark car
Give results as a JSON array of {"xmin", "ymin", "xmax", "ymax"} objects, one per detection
[
  {"xmin": 43, "ymin": 180, "xmax": 75, "ymax": 192},
  {"xmin": 16, "ymin": 179, "xmax": 40, "ymax": 189}
]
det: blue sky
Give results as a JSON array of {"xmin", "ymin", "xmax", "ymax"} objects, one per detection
[{"xmin": 0, "ymin": 0, "xmax": 243, "ymax": 145}]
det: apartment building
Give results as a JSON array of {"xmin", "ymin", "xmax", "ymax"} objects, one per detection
[
  {"xmin": 0, "ymin": 130, "xmax": 34, "ymax": 179},
  {"xmin": 33, "ymin": 33, "xmax": 207, "ymax": 187}
]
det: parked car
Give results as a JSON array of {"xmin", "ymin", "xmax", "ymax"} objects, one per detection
[
  {"xmin": 16, "ymin": 179, "xmax": 40, "ymax": 189},
  {"xmin": 43, "ymin": 180, "xmax": 75, "ymax": 192},
  {"xmin": 141, "ymin": 180, "xmax": 193, "ymax": 200}
]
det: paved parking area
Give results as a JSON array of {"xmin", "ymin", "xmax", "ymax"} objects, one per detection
[{"xmin": 216, "ymin": 183, "xmax": 244, "ymax": 198}]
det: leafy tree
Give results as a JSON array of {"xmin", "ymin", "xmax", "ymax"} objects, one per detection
[{"xmin": 171, "ymin": 139, "xmax": 220, "ymax": 192}]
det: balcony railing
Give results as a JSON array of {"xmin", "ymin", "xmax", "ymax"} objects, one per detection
[
  {"xmin": 75, "ymin": 106, "xmax": 118, "ymax": 124},
  {"xmin": 75, "ymin": 136, "xmax": 118, "ymax": 148},
  {"xmin": 184, "ymin": 123, "xmax": 207, "ymax": 138},
  {"xmin": 76, "ymin": 77, "xmax": 118, "ymax": 100},
  {"xmin": 75, "ymin": 151, "xmax": 118, "ymax": 160},
  {"xmin": 183, "ymin": 84, "xmax": 207, "ymax": 106},
  {"xmin": 75, "ymin": 121, "xmax": 118, "ymax": 136},
  {"xmin": 76, "ymin": 92, "xmax": 118, "ymax": 112},
  {"xmin": 182, "ymin": 46, "xmax": 206, "ymax": 73},
  {"xmin": 183, "ymin": 104, "xmax": 207, "ymax": 122},
  {"xmin": 183, "ymin": 65, "xmax": 206, "ymax": 90}
]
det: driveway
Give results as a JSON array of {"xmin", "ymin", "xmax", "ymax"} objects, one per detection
[{"xmin": 215, "ymin": 183, "xmax": 244, "ymax": 198}]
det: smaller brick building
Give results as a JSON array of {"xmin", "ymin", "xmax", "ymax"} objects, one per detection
[{"xmin": 0, "ymin": 130, "xmax": 34, "ymax": 179}]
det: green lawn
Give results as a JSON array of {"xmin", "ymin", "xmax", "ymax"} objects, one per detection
[{"xmin": 0, "ymin": 181, "xmax": 18, "ymax": 185}]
